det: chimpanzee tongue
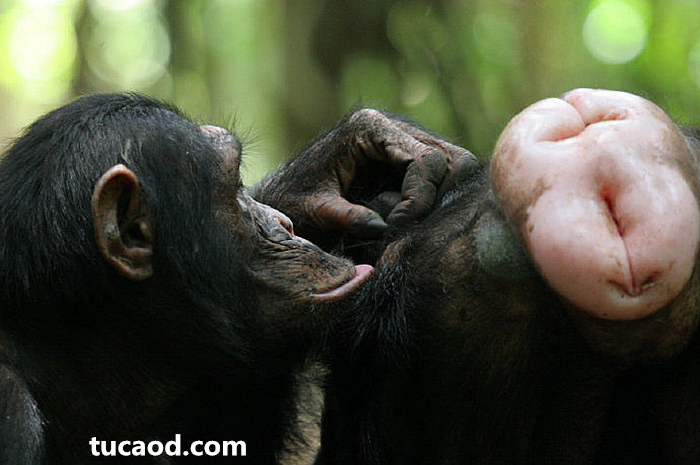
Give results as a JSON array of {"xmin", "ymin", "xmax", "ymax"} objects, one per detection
[{"xmin": 310, "ymin": 264, "xmax": 374, "ymax": 303}]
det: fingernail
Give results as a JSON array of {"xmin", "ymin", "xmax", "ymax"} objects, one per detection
[{"xmin": 367, "ymin": 218, "xmax": 388, "ymax": 230}]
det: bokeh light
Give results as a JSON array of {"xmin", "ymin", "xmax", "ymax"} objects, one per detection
[
  {"xmin": 583, "ymin": 0, "xmax": 650, "ymax": 64},
  {"xmin": 10, "ymin": 11, "xmax": 76, "ymax": 81},
  {"xmin": 1, "ymin": 0, "xmax": 700, "ymax": 182},
  {"xmin": 87, "ymin": 0, "xmax": 162, "ymax": 23},
  {"xmin": 401, "ymin": 72, "xmax": 432, "ymax": 107},
  {"xmin": 0, "ymin": 3, "xmax": 78, "ymax": 103},
  {"xmin": 85, "ymin": 0, "xmax": 170, "ymax": 89},
  {"xmin": 472, "ymin": 8, "xmax": 521, "ymax": 65}
]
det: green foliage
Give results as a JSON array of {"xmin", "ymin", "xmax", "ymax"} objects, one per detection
[{"xmin": 1, "ymin": 0, "xmax": 700, "ymax": 179}]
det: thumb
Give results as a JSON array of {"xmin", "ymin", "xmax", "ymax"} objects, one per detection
[{"xmin": 308, "ymin": 193, "xmax": 388, "ymax": 237}]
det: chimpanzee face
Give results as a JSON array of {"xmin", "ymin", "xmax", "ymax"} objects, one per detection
[
  {"xmin": 197, "ymin": 124, "xmax": 371, "ymax": 308},
  {"xmin": 0, "ymin": 94, "xmax": 380, "ymax": 463},
  {"xmin": 89, "ymin": 106, "xmax": 373, "ymax": 342}
]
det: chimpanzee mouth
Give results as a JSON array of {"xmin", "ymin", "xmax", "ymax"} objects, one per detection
[{"xmin": 310, "ymin": 264, "xmax": 374, "ymax": 303}]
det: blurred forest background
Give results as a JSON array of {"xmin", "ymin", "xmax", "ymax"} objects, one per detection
[{"xmin": 1, "ymin": 0, "xmax": 700, "ymax": 183}]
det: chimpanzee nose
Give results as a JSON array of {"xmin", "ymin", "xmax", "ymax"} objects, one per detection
[
  {"xmin": 239, "ymin": 191, "xmax": 297, "ymax": 239},
  {"xmin": 276, "ymin": 212, "xmax": 295, "ymax": 236}
]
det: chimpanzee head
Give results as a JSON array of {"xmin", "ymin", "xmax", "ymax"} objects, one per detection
[{"xmin": 0, "ymin": 94, "xmax": 367, "ymax": 373}]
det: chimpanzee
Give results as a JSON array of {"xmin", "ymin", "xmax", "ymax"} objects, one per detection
[
  {"xmin": 303, "ymin": 89, "xmax": 700, "ymax": 464},
  {"xmin": 0, "ymin": 94, "xmax": 469, "ymax": 464}
]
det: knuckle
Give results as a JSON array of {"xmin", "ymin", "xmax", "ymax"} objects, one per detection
[
  {"xmin": 349, "ymin": 108, "xmax": 384, "ymax": 125},
  {"xmin": 415, "ymin": 149, "xmax": 448, "ymax": 178}
]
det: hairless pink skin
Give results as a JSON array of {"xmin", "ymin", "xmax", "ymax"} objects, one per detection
[
  {"xmin": 310, "ymin": 264, "xmax": 374, "ymax": 303},
  {"xmin": 491, "ymin": 88, "xmax": 700, "ymax": 321}
]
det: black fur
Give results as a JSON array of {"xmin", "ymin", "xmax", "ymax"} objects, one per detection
[
  {"xmin": 317, "ymin": 157, "xmax": 700, "ymax": 464},
  {"xmin": 0, "ymin": 94, "xmax": 311, "ymax": 464}
]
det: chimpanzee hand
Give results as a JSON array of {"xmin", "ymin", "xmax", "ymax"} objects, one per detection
[{"xmin": 252, "ymin": 108, "xmax": 476, "ymax": 244}]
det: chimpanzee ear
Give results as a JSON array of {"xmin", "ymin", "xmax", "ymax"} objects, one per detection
[{"xmin": 92, "ymin": 164, "xmax": 153, "ymax": 281}]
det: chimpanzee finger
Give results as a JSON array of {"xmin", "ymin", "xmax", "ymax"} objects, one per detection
[
  {"xmin": 358, "ymin": 136, "xmax": 413, "ymax": 166},
  {"xmin": 386, "ymin": 149, "xmax": 448, "ymax": 225},
  {"xmin": 367, "ymin": 191, "xmax": 403, "ymax": 219},
  {"xmin": 308, "ymin": 193, "xmax": 389, "ymax": 237},
  {"xmin": 390, "ymin": 119, "xmax": 473, "ymax": 160},
  {"xmin": 436, "ymin": 153, "xmax": 480, "ymax": 201}
]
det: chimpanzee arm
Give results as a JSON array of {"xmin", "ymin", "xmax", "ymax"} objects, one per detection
[
  {"xmin": 251, "ymin": 108, "xmax": 475, "ymax": 246},
  {"xmin": 0, "ymin": 365, "xmax": 44, "ymax": 465}
]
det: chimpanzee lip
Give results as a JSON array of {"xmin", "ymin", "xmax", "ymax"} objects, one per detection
[{"xmin": 310, "ymin": 264, "xmax": 374, "ymax": 303}]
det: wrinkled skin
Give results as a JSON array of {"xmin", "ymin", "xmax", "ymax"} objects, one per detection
[
  {"xmin": 316, "ymin": 89, "xmax": 700, "ymax": 464},
  {"xmin": 491, "ymin": 89, "xmax": 700, "ymax": 362},
  {"xmin": 492, "ymin": 90, "xmax": 699, "ymax": 320},
  {"xmin": 202, "ymin": 123, "xmax": 367, "ymax": 304},
  {"xmin": 253, "ymin": 108, "xmax": 471, "ymax": 253},
  {"xmin": 0, "ymin": 95, "xmax": 465, "ymax": 464}
]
